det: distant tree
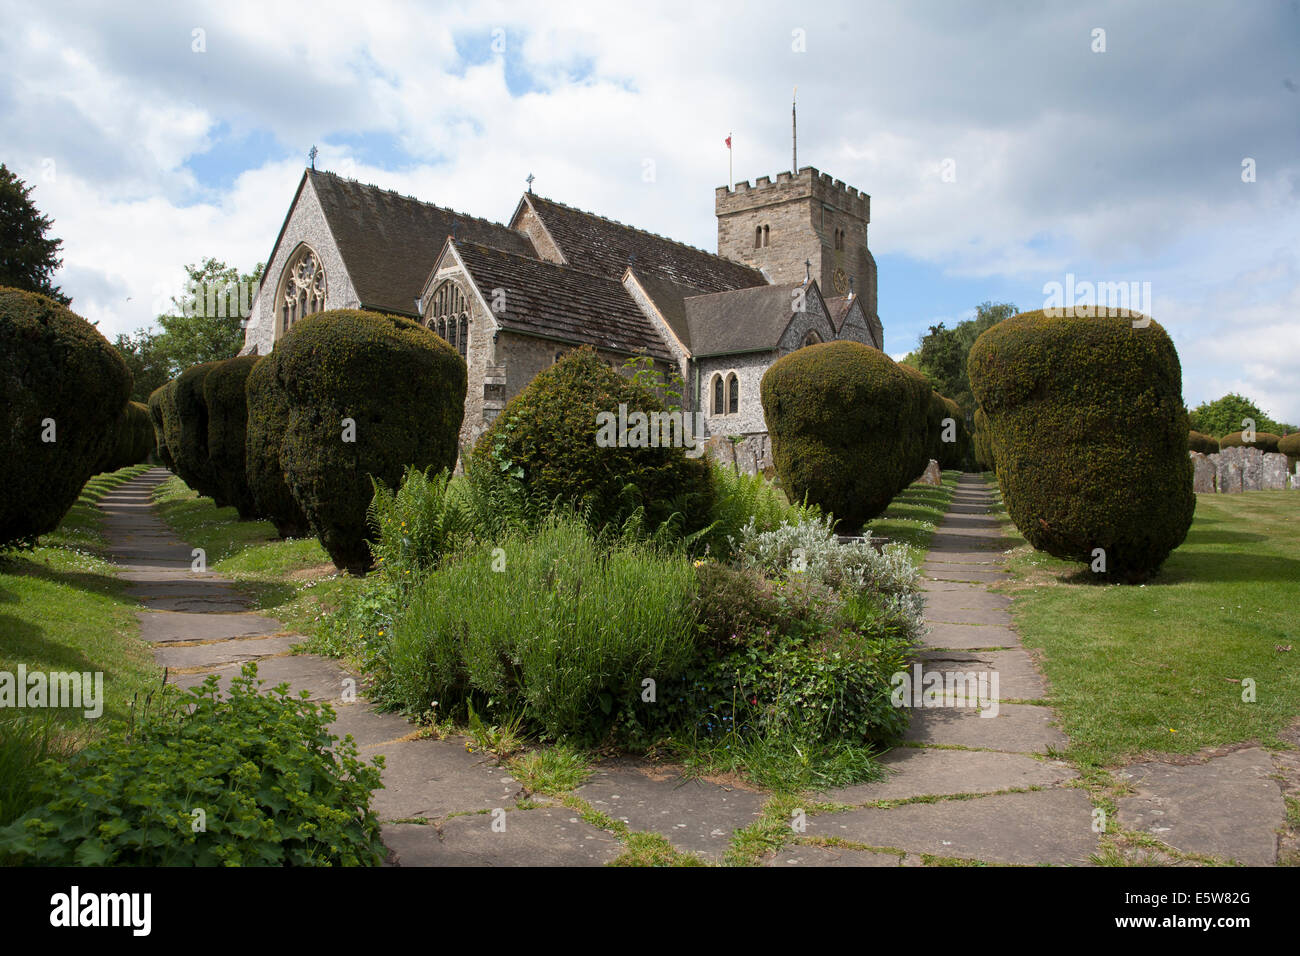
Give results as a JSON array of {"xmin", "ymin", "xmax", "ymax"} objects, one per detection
[
  {"xmin": 911, "ymin": 301, "xmax": 1017, "ymax": 419},
  {"xmin": 1188, "ymin": 393, "xmax": 1292, "ymax": 437},
  {"xmin": 0, "ymin": 163, "xmax": 69, "ymax": 304},
  {"xmin": 113, "ymin": 329, "xmax": 171, "ymax": 402},
  {"xmin": 154, "ymin": 257, "xmax": 264, "ymax": 371}
]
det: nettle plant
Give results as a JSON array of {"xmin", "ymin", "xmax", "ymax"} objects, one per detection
[
  {"xmin": 622, "ymin": 355, "xmax": 685, "ymax": 412},
  {"xmin": 0, "ymin": 666, "xmax": 386, "ymax": 867}
]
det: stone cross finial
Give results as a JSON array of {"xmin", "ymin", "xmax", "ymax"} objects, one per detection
[
  {"xmin": 308, "ymin": 145, "xmax": 317, "ymax": 170},
  {"xmin": 804, "ymin": 258, "xmax": 812, "ymax": 284},
  {"xmin": 526, "ymin": 173, "xmax": 535, "ymax": 193}
]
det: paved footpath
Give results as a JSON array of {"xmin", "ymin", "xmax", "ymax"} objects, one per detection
[{"xmin": 99, "ymin": 469, "xmax": 1286, "ymax": 866}]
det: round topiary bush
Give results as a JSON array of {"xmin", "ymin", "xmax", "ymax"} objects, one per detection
[
  {"xmin": 270, "ymin": 309, "xmax": 467, "ymax": 573},
  {"xmin": 169, "ymin": 363, "xmax": 227, "ymax": 506},
  {"xmin": 898, "ymin": 364, "xmax": 935, "ymax": 482},
  {"xmin": 0, "ymin": 286, "xmax": 132, "ymax": 548},
  {"xmin": 1187, "ymin": 430, "xmax": 1220, "ymax": 455},
  {"xmin": 760, "ymin": 341, "xmax": 917, "ymax": 532},
  {"xmin": 972, "ymin": 407, "xmax": 997, "ymax": 473},
  {"xmin": 148, "ymin": 384, "xmax": 174, "ymax": 471},
  {"xmin": 244, "ymin": 354, "xmax": 311, "ymax": 540},
  {"xmin": 204, "ymin": 355, "xmax": 261, "ymax": 520},
  {"xmin": 932, "ymin": 394, "xmax": 970, "ymax": 470},
  {"xmin": 1219, "ymin": 431, "xmax": 1281, "ymax": 453},
  {"xmin": 968, "ymin": 308, "xmax": 1194, "ymax": 581},
  {"xmin": 97, "ymin": 401, "xmax": 156, "ymax": 473},
  {"xmin": 1279, "ymin": 432, "xmax": 1300, "ymax": 463},
  {"xmin": 468, "ymin": 346, "xmax": 714, "ymax": 535}
]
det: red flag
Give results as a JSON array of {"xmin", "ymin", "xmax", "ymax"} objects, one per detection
[{"xmin": 725, "ymin": 135, "xmax": 732, "ymax": 149}]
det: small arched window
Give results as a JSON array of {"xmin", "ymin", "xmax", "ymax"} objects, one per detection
[
  {"xmin": 762, "ymin": 225, "xmax": 770, "ymax": 247},
  {"xmin": 428, "ymin": 280, "xmax": 470, "ymax": 359},
  {"xmin": 278, "ymin": 245, "xmax": 327, "ymax": 335},
  {"xmin": 726, "ymin": 373, "xmax": 739, "ymax": 414},
  {"xmin": 754, "ymin": 226, "xmax": 762, "ymax": 249},
  {"xmin": 712, "ymin": 374, "xmax": 725, "ymax": 415},
  {"xmin": 802, "ymin": 330, "xmax": 823, "ymax": 348}
]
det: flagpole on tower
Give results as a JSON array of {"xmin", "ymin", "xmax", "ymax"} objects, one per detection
[
  {"xmin": 729, "ymin": 131, "xmax": 733, "ymax": 190},
  {"xmin": 792, "ymin": 86, "xmax": 798, "ymax": 173}
]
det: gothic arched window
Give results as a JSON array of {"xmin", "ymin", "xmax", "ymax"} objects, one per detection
[
  {"xmin": 278, "ymin": 245, "xmax": 327, "ymax": 336},
  {"xmin": 762, "ymin": 225, "xmax": 770, "ymax": 247},
  {"xmin": 754, "ymin": 226, "xmax": 762, "ymax": 249},
  {"xmin": 802, "ymin": 330, "xmax": 823, "ymax": 348},
  {"xmin": 428, "ymin": 280, "xmax": 470, "ymax": 360},
  {"xmin": 712, "ymin": 374, "xmax": 724, "ymax": 415},
  {"xmin": 726, "ymin": 372, "xmax": 739, "ymax": 414}
]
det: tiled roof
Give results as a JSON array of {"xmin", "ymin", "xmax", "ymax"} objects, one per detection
[
  {"xmin": 525, "ymin": 195, "xmax": 768, "ymax": 292},
  {"xmin": 454, "ymin": 240, "xmax": 674, "ymax": 361},
  {"xmin": 682, "ymin": 283, "xmax": 809, "ymax": 357},
  {"xmin": 309, "ymin": 169, "xmax": 534, "ymax": 316},
  {"xmin": 626, "ymin": 270, "xmax": 710, "ymax": 353},
  {"xmin": 823, "ymin": 295, "xmax": 855, "ymax": 332}
]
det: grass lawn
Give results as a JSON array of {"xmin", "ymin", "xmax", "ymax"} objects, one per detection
[
  {"xmin": 0, "ymin": 465, "xmax": 162, "ymax": 734},
  {"xmin": 151, "ymin": 475, "xmax": 359, "ymax": 639},
  {"xmin": 864, "ymin": 469, "xmax": 960, "ymax": 563},
  {"xmin": 993, "ymin": 486, "xmax": 1300, "ymax": 770}
]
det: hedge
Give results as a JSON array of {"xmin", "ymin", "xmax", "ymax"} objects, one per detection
[
  {"xmin": 203, "ymin": 355, "xmax": 260, "ymax": 519},
  {"xmin": 968, "ymin": 308, "xmax": 1194, "ymax": 581},
  {"xmin": 1187, "ymin": 430, "xmax": 1220, "ymax": 455},
  {"xmin": 933, "ymin": 394, "xmax": 970, "ymax": 470},
  {"xmin": 1, "ymin": 286, "xmax": 131, "ymax": 548},
  {"xmin": 972, "ymin": 407, "xmax": 996, "ymax": 472},
  {"xmin": 1219, "ymin": 430, "xmax": 1281, "ymax": 453},
  {"xmin": 898, "ymin": 363, "xmax": 935, "ymax": 482},
  {"xmin": 467, "ymin": 347, "xmax": 713, "ymax": 534},
  {"xmin": 168, "ymin": 363, "xmax": 227, "ymax": 506},
  {"xmin": 148, "ymin": 384, "xmax": 174, "ymax": 470},
  {"xmin": 97, "ymin": 401, "xmax": 155, "ymax": 473},
  {"xmin": 760, "ymin": 341, "xmax": 917, "ymax": 532},
  {"xmin": 1278, "ymin": 432, "xmax": 1300, "ymax": 463},
  {"xmin": 244, "ymin": 354, "xmax": 310, "ymax": 539},
  {"xmin": 267, "ymin": 309, "xmax": 467, "ymax": 573}
]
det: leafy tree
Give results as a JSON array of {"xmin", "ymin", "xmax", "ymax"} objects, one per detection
[
  {"xmin": 113, "ymin": 329, "xmax": 171, "ymax": 402},
  {"xmin": 154, "ymin": 257, "xmax": 264, "ymax": 371},
  {"xmin": 0, "ymin": 163, "xmax": 69, "ymax": 304},
  {"xmin": 1187, "ymin": 393, "xmax": 1293, "ymax": 437},
  {"xmin": 905, "ymin": 301, "xmax": 1017, "ymax": 419}
]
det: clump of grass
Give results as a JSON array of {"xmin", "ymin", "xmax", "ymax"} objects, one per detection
[{"xmin": 508, "ymin": 744, "xmax": 592, "ymax": 795}]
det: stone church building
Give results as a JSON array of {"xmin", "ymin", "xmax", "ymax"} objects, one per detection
[{"xmin": 240, "ymin": 165, "xmax": 883, "ymax": 471}]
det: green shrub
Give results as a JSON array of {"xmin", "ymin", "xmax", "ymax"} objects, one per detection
[
  {"xmin": 760, "ymin": 341, "xmax": 919, "ymax": 532},
  {"xmin": 95, "ymin": 401, "xmax": 154, "ymax": 474},
  {"xmin": 973, "ymin": 407, "xmax": 996, "ymax": 472},
  {"xmin": 170, "ymin": 362, "xmax": 227, "ymax": 505},
  {"xmin": 931, "ymin": 394, "xmax": 970, "ymax": 470},
  {"xmin": 468, "ymin": 347, "xmax": 713, "ymax": 537},
  {"xmin": 203, "ymin": 355, "xmax": 260, "ymax": 519},
  {"xmin": 0, "ymin": 666, "xmax": 386, "ymax": 866},
  {"xmin": 371, "ymin": 517, "xmax": 699, "ymax": 742},
  {"xmin": 968, "ymin": 308, "xmax": 1194, "ymax": 581},
  {"xmin": 1219, "ymin": 430, "xmax": 1281, "ymax": 453},
  {"xmin": 1278, "ymin": 432, "xmax": 1300, "ymax": 463},
  {"xmin": 0, "ymin": 286, "xmax": 131, "ymax": 548},
  {"xmin": 900, "ymin": 364, "xmax": 937, "ymax": 479},
  {"xmin": 366, "ymin": 465, "xmax": 473, "ymax": 577},
  {"xmin": 244, "ymin": 353, "xmax": 310, "ymax": 539},
  {"xmin": 267, "ymin": 309, "xmax": 467, "ymax": 573},
  {"xmin": 695, "ymin": 462, "xmax": 821, "ymax": 560},
  {"xmin": 0, "ymin": 711, "xmax": 72, "ymax": 828},
  {"xmin": 148, "ymin": 384, "xmax": 174, "ymax": 470},
  {"xmin": 1187, "ymin": 430, "xmax": 1220, "ymax": 455}
]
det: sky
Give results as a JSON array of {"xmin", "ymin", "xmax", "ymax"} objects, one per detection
[{"xmin": 2, "ymin": 0, "xmax": 1297, "ymax": 421}]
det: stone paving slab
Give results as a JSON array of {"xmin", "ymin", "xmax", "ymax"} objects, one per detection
[
  {"xmin": 118, "ymin": 570, "xmax": 237, "ymax": 584},
  {"xmin": 368, "ymin": 738, "xmax": 521, "ymax": 820},
  {"xmin": 329, "ymin": 703, "xmax": 420, "ymax": 750},
  {"xmin": 923, "ymin": 565, "xmax": 1011, "ymax": 584},
  {"xmin": 922, "ymin": 551, "xmax": 1006, "ymax": 565},
  {"xmin": 904, "ymin": 703, "xmax": 1067, "ymax": 753},
  {"xmin": 1116, "ymin": 748, "xmax": 1282, "ymax": 865},
  {"xmin": 138, "ymin": 610, "xmax": 285, "ymax": 643},
  {"xmin": 143, "ymin": 595, "xmax": 251, "ymax": 612},
  {"xmin": 382, "ymin": 808, "xmax": 622, "ymax": 866},
  {"xmin": 920, "ymin": 622, "xmax": 1020, "ymax": 650},
  {"xmin": 924, "ymin": 587, "xmax": 1012, "ymax": 614},
  {"xmin": 123, "ymin": 579, "xmax": 244, "ymax": 600},
  {"xmin": 576, "ymin": 762, "xmax": 766, "ymax": 859},
  {"xmin": 806, "ymin": 789, "xmax": 1098, "ymax": 865},
  {"xmin": 924, "ymin": 603, "xmax": 1014, "ymax": 627},
  {"xmin": 152, "ymin": 634, "xmax": 306, "ymax": 669},
  {"xmin": 825, "ymin": 747, "xmax": 1075, "ymax": 805},
  {"xmin": 763, "ymin": 844, "xmax": 903, "ymax": 867},
  {"xmin": 915, "ymin": 648, "xmax": 1047, "ymax": 700},
  {"xmin": 167, "ymin": 652, "xmax": 349, "ymax": 701}
]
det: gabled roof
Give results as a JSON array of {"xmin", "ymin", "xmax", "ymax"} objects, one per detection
[
  {"xmin": 624, "ymin": 270, "xmax": 710, "ymax": 354},
  {"xmin": 519, "ymin": 194, "xmax": 768, "ymax": 293},
  {"xmin": 453, "ymin": 240, "xmax": 673, "ymax": 361},
  {"xmin": 824, "ymin": 293, "xmax": 884, "ymax": 347},
  {"xmin": 307, "ymin": 169, "xmax": 534, "ymax": 316},
  {"xmin": 683, "ymin": 282, "xmax": 831, "ymax": 357}
]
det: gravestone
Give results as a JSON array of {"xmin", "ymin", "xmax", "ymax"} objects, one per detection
[
  {"xmin": 1218, "ymin": 450, "xmax": 1243, "ymax": 494},
  {"xmin": 1262, "ymin": 453, "xmax": 1289, "ymax": 491},
  {"xmin": 1190, "ymin": 452, "xmax": 1216, "ymax": 493},
  {"xmin": 916, "ymin": 459, "xmax": 942, "ymax": 486},
  {"xmin": 1242, "ymin": 447, "xmax": 1264, "ymax": 491}
]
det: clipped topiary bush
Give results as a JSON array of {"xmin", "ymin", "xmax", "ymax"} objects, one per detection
[
  {"xmin": 269, "ymin": 309, "xmax": 467, "ymax": 573},
  {"xmin": 968, "ymin": 308, "xmax": 1194, "ymax": 581},
  {"xmin": 244, "ymin": 354, "xmax": 311, "ymax": 539},
  {"xmin": 932, "ymin": 394, "xmax": 971, "ymax": 470},
  {"xmin": 468, "ymin": 346, "xmax": 714, "ymax": 536},
  {"xmin": 148, "ymin": 383, "xmax": 174, "ymax": 471},
  {"xmin": 1279, "ymin": 432, "xmax": 1300, "ymax": 464},
  {"xmin": 1219, "ymin": 430, "xmax": 1281, "ymax": 453},
  {"xmin": 760, "ymin": 341, "xmax": 917, "ymax": 532},
  {"xmin": 204, "ymin": 355, "xmax": 260, "ymax": 519},
  {"xmin": 168, "ymin": 363, "xmax": 227, "ymax": 505},
  {"xmin": 1187, "ymin": 430, "xmax": 1220, "ymax": 455},
  {"xmin": 972, "ymin": 407, "xmax": 996, "ymax": 472},
  {"xmin": 1, "ymin": 286, "xmax": 131, "ymax": 548},
  {"xmin": 97, "ymin": 401, "xmax": 156, "ymax": 473},
  {"xmin": 898, "ymin": 363, "xmax": 935, "ymax": 482}
]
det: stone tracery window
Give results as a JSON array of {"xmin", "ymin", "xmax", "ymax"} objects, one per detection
[
  {"xmin": 279, "ymin": 245, "xmax": 327, "ymax": 335},
  {"xmin": 428, "ymin": 280, "xmax": 470, "ymax": 360},
  {"xmin": 726, "ymin": 372, "xmax": 739, "ymax": 414},
  {"xmin": 712, "ymin": 373, "xmax": 724, "ymax": 415}
]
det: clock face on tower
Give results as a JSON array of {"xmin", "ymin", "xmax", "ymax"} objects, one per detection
[{"xmin": 833, "ymin": 267, "xmax": 849, "ymax": 295}]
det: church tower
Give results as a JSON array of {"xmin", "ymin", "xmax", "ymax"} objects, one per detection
[{"xmin": 715, "ymin": 167, "xmax": 878, "ymax": 320}]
